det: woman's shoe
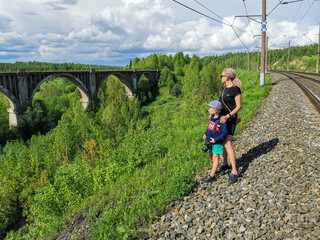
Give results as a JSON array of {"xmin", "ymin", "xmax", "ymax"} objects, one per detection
[
  {"xmin": 216, "ymin": 164, "xmax": 231, "ymax": 175},
  {"xmin": 228, "ymin": 174, "xmax": 239, "ymax": 184}
]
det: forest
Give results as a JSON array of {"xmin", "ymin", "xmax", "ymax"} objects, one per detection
[{"xmin": 0, "ymin": 44, "xmax": 317, "ymax": 239}]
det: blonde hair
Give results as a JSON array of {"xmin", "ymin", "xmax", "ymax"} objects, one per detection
[{"xmin": 223, "ymin": 68, "xmax": 241, "ymax": 88}]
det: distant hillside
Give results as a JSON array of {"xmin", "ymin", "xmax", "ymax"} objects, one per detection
[
  {"xmin": 201, "ymin": 43, "xmax": 318, "ymax": 73},
  {"xmin": 0, "ymin": 61, "xmax": 122, "ymax": 72}
]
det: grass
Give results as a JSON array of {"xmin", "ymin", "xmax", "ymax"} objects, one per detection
[
  {"xmin": 88, "ymin": 71, "xmax": 273, "ymax": 239},
  {"xmin": 4, "ymin": 71, "xmax": 273, "ymax": 240}
]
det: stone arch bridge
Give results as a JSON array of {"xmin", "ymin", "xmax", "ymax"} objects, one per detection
[{"xmin": 0, "ymin": 69, "xmax": 160, "ymax": 126}]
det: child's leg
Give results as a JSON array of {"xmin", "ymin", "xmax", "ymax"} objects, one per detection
[
  {"xmin": 201, "ymin": 151, "xmax": 218, "ymax": 182},
  {"xmin": 210, "ymin": 153, "xmax": 219, "ymax": 177},
  {"xmin": 208, "ymin": 152, "xmax": 213, "ymax": 175}
]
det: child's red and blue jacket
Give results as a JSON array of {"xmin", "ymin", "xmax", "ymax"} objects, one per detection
[{"xmin": 204, "ymin": 114, "xmax": 228, "ymax": 145}]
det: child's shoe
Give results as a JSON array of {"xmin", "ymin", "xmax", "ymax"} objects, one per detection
[{"xmin": 201, "ymin": 175, "xmax": 217, "ymax": 182}]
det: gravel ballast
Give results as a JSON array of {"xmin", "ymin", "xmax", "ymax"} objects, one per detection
[{"xmin": 149, "ymin": 73, "xmax": 320, "ymax": 240}]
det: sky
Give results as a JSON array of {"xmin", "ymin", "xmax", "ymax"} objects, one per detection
[{"xmin": 0, "ymin": 0, "xmax": 319, "ymax": 66}]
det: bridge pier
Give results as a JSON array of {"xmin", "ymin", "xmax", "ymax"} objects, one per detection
[
  {"xmin": 89, "ymin": 69, "xmax": 97, "ymax": 95},
  {"xmin": 17, "ymin": 70, "xmax": 30, "ymax": 111},
  {"xmin": 7, "ymin": 108, "xmax": 19, "ymax": 127},
  {"xmin": 80, "ymin": 99, "xmax": 90, "ymax": 110}
]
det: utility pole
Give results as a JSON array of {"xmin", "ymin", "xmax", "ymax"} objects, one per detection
[
  {"xmin": 266, "ymin": 36, "xmax": 268, "ymax": 72},
  {"xmin": 317, "ymin": 25, "xmax": 320, "ymax": 74},
  {"xmin": 257, "ymin": 49, "xmax": 260, "ymax": 71},
  {"xmin": 260, "ymin": 0, "xmax": 266, "ymax": 86},
  {"xmin": 269, "ymin": 49, "xmax": 271, "ymax": 70},
  {"xmin": 237, "ymin": 53, "xmax": 239, "ymax": 70},
  {"xmin": 248, "ymin": 50, "xmax": 250, "ymax": 71},
  {"xmin": 287, "ymin": 40, "xmax": 291, "ymax": 71}
]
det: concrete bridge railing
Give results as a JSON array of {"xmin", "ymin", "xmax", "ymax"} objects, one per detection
[{"xmin": 0, "ymin": 69, "xmax": 160, "ymax": 126}]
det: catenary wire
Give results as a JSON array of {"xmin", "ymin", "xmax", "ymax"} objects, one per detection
[
  {"xmin": 171, "ymin": 0, "xmax": 227, "ymax": 25},
  {"xmin": 193, "ymin": 0, "xmax": 224, "ymax": 21},
  {"xmin": 193, "ymin": 0, "xmax": 251, "ymax": 36},
  {"xmin": 302, "ymin": 33, "xmax": 317, "ymax": 44},
  {"xmin": 297, "ymin": 0, "xmax": 317, "ymax": 26},
  {"xmin": 172, "ymin": 0, "xmax": 253, "ymax": 51},
  {"xmin": 242, "ymin": 0, "xmax": 255, "ymax": 36},
  {"xmin": 291, "ymin": 1, "xmax": 304, "ymax": 21},
  {"xmin": 231, "ymin": 24, "xmax": 250, "ymax": 50},
  {"xmin": 268, "ymin": 0, "xmax": 305, "ymax": 16},
  {"xmin": 269, "ymin": 34, "xmax": 287, "ymax": 48},
  {"xmin": 241, "ymin": 0, "xmax": 259, "ymax": 48},
  {"xmin": 267, "ymin": 0, "xmax": 284, "ymax": 16}
]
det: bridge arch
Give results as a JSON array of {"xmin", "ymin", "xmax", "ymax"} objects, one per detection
[
  {"xmin": 30, "ymin": 73, "xmax": 91, "ymax": 110},
  {"xmin": 138, "ymin": 71, "xmax": 157, "ymax": 83},
  {"xmin": 0, "ymin": 87, "xmax": 17, "ymax": 110},
  {"xmin": 0, "ymin": 86, "xmax": 20, "ymax": 126},
  {"xmin": 96, "ymin": 73, "xmax": 135, "ymax": 98}
]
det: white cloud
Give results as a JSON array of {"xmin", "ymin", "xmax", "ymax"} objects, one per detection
[
  {"xmin": 92, "ymin": 0, "xmax": 174, "ymax": 35},
  {"xmin": 38, "ymin": 45, "xmax": 58, "ymax": 59},
  {"xmin": 67, "ymin": 27, "xmax": 121, "ymax": 42},
  {"xmin": 0, "ymin": 0, "xmax": 319, "ymax": 65},
  {"xmin": 144, "ymin": 34, "xmax": 173, "ymax": 50}
]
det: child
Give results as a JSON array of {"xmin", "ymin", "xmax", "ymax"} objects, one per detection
[{"xmin": 201, "ymin": 100, "xmax": 228, "ymax": 182}]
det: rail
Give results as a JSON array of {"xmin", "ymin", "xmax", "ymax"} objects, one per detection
[{"xmin": 269, "ymin": 70, "xmax": 320, "ymax": 113}]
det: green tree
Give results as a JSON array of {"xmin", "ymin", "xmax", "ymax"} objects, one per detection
[
  {"xmin": 132, "ymin": 57, "xmax": 141, "ymax": 69},
  {"xmin": 145, "ymin": 54, "xmax": 158, "ymax": 70},
  {"xmin": 200, "ymin": 62, "xmax": 221, "ymax": 102},
  {"xmin": 182, "ymin": 56, "xmax": 203, "ymax": 109}
]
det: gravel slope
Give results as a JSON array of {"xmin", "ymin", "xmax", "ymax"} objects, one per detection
[{"xmin": 149, "ymin": 73, "xmax": 320, "ymax": 240}]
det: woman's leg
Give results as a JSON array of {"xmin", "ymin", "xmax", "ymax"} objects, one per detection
[
  {"xmin": 222, "ymin": 146, "xmax": 228, "ymax": 166},
  {"xmin": 223, "ymin": 135, "xmax": 238, "ymax": 175}
]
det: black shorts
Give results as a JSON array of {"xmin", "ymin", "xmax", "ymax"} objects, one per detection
[{"xmin": 226, "ymin": 117, "xmax": 237, "ymax": 136}]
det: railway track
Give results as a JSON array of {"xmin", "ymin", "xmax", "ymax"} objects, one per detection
[
  {"xmin": 269, "ymin": 70, "xmax": 320, "ymax": 113},
  {"xmin": 150, "ymin": 71, "xmax": 320, "ymax": 240}
]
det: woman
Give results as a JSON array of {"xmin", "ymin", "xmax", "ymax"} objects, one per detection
[{"xmin": 218, "ymin": 68, "xmax": 242, "ymax": 184}]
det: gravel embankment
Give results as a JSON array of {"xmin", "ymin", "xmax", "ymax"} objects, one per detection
[{"xmin": 149, "ymin": 73, "xmax": 320, "ymax": 240}]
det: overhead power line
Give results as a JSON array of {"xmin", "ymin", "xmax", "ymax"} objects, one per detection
[
  {"xmin": 282, "ymin": 0, "xmax": 305, "ymax": 4},
  {"xmin": 193, "ymin": 0, "xmax": 251, "ymax": 36},
  {"xmin": 171, "ymin": 0, "xmax": 226, "ymax": 25},
  {"xmin": 241, "ymin": 0, "xmax": 259, "ymax": 47},
  {"xmin": 242, "ymin": 0, "xmax": 255, "ymax": 36},
  {"xmin": 234, "ymin": 15, "xmax": 261, "ymax": 24},
  {"xmin": 302, "ymin": 34, "xmax": 317, "ymax": 44},
  {"xmin": 231, "ymin": 25, "xmax": 249, "ymax": 50},
  {"xmin": 291, "ymin": 1, "xmax": 304, "ymax": 22},
  {"xmin": 193, "ymin": 0, "xmax": 224, "ymax": 21},
  {"xmin": 297, "ymin": 0, "xmax": 317, "ymax": 26},
  {"xmin": 268, "ymin": 0, "xmax": 304, "ymax": 16},
  {"xmin": 230, "ymin": 17, "xmax": 252, "ymax": 50},
  {"xmin": 269, "ymin": 35, "xmax": 287, "ymax": 48},
  {"xmin": 172, "ymin": 0, "xmax": 255, "ymax": 51},
  {"xmin": 267, "ymin": 0, "xmax": 284, "ymax": 16}
]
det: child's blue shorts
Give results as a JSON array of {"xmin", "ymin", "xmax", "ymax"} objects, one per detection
[{"xmin": 208, "ymin": 144, "xmax": 223, "ymax": 155}]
